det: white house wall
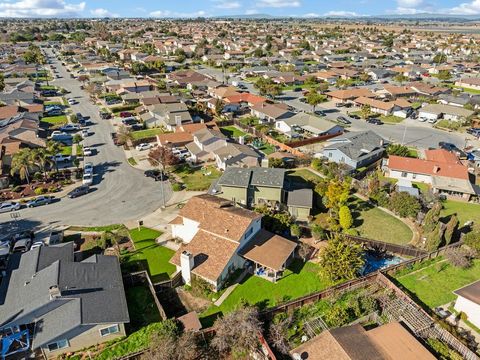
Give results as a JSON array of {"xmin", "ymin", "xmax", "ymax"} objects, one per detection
[
  {"xmin": 454, "ymin": 296, "xmax": 480, "ymax": 328},
  {"xmin": 387, "ymin": 169, "xmax": 432, "ymax": 184},
  {"xmin": 171, "ymin": 218, "xmax": 200, "ymax": 243}
]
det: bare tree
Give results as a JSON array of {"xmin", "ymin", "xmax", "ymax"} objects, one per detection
[
  {"xmin": 268, "ymin": 315, "xmax": 293, "ymax": 355},
  {"xmin": 212, "ymin": 306, "xmax": 262, "ymax": 356},
  {"xmin": 297, "ymin": 241, "xmax": 311, "ymax": 262},
  {"xmin": 445, "ymin": 247, "xmax": 477, "ymax": 269},
  {"xmin": 148, "ymin": 146, "xmax": 179, "ymax": 171}
]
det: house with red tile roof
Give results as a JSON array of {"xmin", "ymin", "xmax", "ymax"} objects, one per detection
[{"xmin": 384, "ymin": 149, "xmax": 476, "ymax": 200}]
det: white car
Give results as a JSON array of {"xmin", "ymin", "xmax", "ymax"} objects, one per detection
[
  {"xmin": 136, "ymin": 143, "xmax": 153, "ymax": 151},
  {"xmin": 31, "ymin": 240, "xmax": 45, "ymax": 249},
  {"xmin": 67, "ymin": 98, "xmax": 77, "ymax": 105},
  {"xmin": 50, "ymin": 154, "xmax": 71, "ymax": 162},
  {"xmin": 83, "ymin": 146, "xmax": 92, "ymax": 156},
  {"xmin": 82, "ymin": 173, "xmax": 93, "ymax": 185},
  {"xmin": 0, "ymin": 201, "xmax": 21, "ymax": 213},
  {"xmin": 84, "ymin": 162, "xmax": 94, "ymax": 175},
  {"xmin": 60, "ymin": 123, "xmax": 80, "ymax": 132},
  {"xmin": 81, "ymin": 129, "xmax": 89, "ymax": 137}
]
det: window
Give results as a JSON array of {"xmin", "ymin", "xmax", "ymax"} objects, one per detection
[
  {"xmin": 100, "ymin": 324, "xmax": 120, "ymax": 337},
  {"xmin": 401, "ymin": 172, "xmax": 408, "ymax": 178},
  {"xmin": 47, "ymin": 339, "xmax": 69, "ymax": 351},
  {"xmin": 328, "ymin": 152, "xmax": 332, "ymax": 158},
  {"xmin": 412, "ymin": 174, "xmax": 417, "ymax": 179},
  {"xmin": 244, "ymin": 227, "xmax": 253, "ymax": 240}
]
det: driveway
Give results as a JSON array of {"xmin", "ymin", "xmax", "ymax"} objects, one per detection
[{"xmin": 0, "ymin": 47, "xmax": 172, "ymax": 233}]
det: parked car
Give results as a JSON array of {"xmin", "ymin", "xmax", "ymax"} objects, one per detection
[
  {"xmin": 50, "ymin": 154, "xmax": 72, "ymax": 162},
  {"xmin": 83, "ymin": 146, "xmax": 93, "ymax": 156},
  {"xmin": 366, "ymin": 118, "xmax": 383, "ymax": 125},
  {"xmin": 121, "ymin": 117, "xmax": 138, "ymax": 126},
  {"xmin": 82, "ymin": 129, "xmax": 89, "ymax": 137},
  {"xmin": 467, "ymin": 128, "xmax": 480, "ymax": 137},
  {"xmin": 13, "ymin": 238, "xmax": 31, "ymax": 253},
  {"xmin": 0, "ymin": 201, "xmax": 21, "ymax": 213},
  {"xmin": 144, "ymin": 169, "xmax": 167, "ymax": 181},
  {"xmin": 100, "ymin": 111, "xmax": 112, "ymax": 119},
  {"xmin": 439, "ymin": 142, "xmax": 457, "ymax": 151},
  {"xmin": 26, "ymin": 196, "xmax": 54, "ymax": 208},
  {"xmin": 84, "ymin": 162, "xmax": 94, "ymax": 174},
  {"xmin": 68, "ymin": 185, "xmax": 90, "ymax": 198},
  {"xmin": 67, "ymin": 98, "xmax": 77, "ymax": 105},
  {"xmin": 314, "ymin": 110, "xmax": 326, "ymax": 117},
  {"xmin": 120, "ymin": 111, "xmax": 133, "ymax": 118},
  {"xmin": 60, "ymin": 123, "xmax": 80, "ymax": 132},
  {"xmin": 337, "ymin": 116, "xmax": 351, "ymax": 125},
  {"xmin": 136, "ymin": 143, "xmax": 153, "ymax": 151},
  {"xmin": 45, "ymin": 109, "xmax": 63, "ymax": 116},
  {"xmin": 82, "ymin": 173, "xmax": 93, "ymax": 185},
  {"xmin": 31, "ymin": 240, "xmax": 45, "ymax": 249},
  {"xmin": 293, "ymin": 87, "xmax": 303, "ymax": 92},
  {"xmin": 349, "ymin": 114, "xmax": 360, "ymax": 120}
]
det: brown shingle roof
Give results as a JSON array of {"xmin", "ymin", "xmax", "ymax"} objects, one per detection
[{"xmin": 454, "ymin": 280, "xmax": 480, "ymax": 305}]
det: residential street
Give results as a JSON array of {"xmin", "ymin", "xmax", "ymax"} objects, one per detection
[{"xmin": 0, "ymin": 48, "xmax": 172, "ymax": 233}]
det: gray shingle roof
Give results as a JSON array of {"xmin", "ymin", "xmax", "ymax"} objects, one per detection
[
  {"xmin": 217, "ymin": 167, "xmax": 286, "ymax": 188},
  {"xmin": 324, "ymin": 130, "xmax": 387, "ymax": 161}
]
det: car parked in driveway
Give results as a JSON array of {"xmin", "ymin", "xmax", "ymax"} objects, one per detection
[
  {"xmin": 84, "ymin": 162, "xmax": 94, "ymax": 174},
  {"xmin": 68, "ymin": 185, "xmax": 90, "ymax": 198},
  {"xmin": 144, "ymin": 169, "xmax": 167, "ymax": 181},
  {"xmin": 83, "ymin": 147, "xmax": 93, "ymax": 156},
  {"xmin": 82, "ymin": 173, "xmax": 93, "ymax": 185},
  {"xmin": 367, "ymin": 118, "xmax": 383, "ymax": 125},
  {"xmin": 337, "ymin": 116, "xmax": 351, "ymax": 125},
  {"xmin": 136, "ymin": 143, "xmax": 153, "ymax": 151},
  {"xmin": 50, "ymin": 131, "xmax": 72, "ymax": 142},
  {"xmin": 26, "ymin": 196, "xmax": 54, "ymax": 208},
  {"xmin": 121, "ymin": 117, "xmax": 138, "ymax": 126},
  {"xmin": 82, "ymin": 129, "xmax": 90, "ymax": 137},
  {"xmin": 50, "ymin": 154, "xmax": 72, "ymax": 163},
  {"xmin": 67, "ymin": 98, "xmax": 77, "ymax": 105},
  {"xmin": 120, "ymin": 111, "xmax": 133, "ymax": 118},
  {"xmin": 0, "ymin": 201, "xmax": 21, "ymax": 213},
  {"xmin": 60, "ymin": 123, "xmax": 80, "ymax": 132},
  {"xmin": 100, "ymin": 111, "xmax": 112, "ymax": 119}
]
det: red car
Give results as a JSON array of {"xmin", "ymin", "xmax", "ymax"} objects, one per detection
[{"xmin": 120, "ymin": 111, "xmax": 133, "ymax": 118}]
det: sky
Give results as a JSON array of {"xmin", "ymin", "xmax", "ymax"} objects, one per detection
[{"xmin": 3, "ymin": 0, "xmax": 480, "ymax": 18}]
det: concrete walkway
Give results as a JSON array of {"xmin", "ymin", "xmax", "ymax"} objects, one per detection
[{"xmin": 214, "ymin": 269, "xmax": 249, "ymax": 307}]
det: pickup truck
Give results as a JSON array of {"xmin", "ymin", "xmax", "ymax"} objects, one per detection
[
  {"xmin": 50, "ymin": 131, "xmax": 72, "ymax": 141},
  {"xmin": 50, "ymin": 154, "xmax": 71, "ymax": 162}
]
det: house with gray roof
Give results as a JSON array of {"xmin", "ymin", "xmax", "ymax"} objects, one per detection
[
  {"xmin": 322, "ymin": 131, "xmax": 388, "ymax": 170},
  {"xmin": 0, "ymin": 242, "xmax": 129, "ymax": 357},
  {"xmin": 275, "ymin": 112, "xmax": 343, "ymax": 138},
  {"xmin": 147, "ymin": 102, "xmax": 193, "ymax": 130},
  {"xmin": 211, "ymin": 167, "xmax": 313, "ymax": 220}
]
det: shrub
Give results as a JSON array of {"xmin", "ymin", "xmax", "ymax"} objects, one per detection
[
  {"xmin": 171, "ymin": 182, "xmax": 183, "ymax": 192},
  {"xmin": 34, "ymin": 187, "xmax": 47, "ymax": 195},
  {"xmin": 311, "ymin": 224, "xmax": 325, "ymax": 241},
  {"xmin": 388, "ymin": 191, "xmax": 421, "ymax": 218},
  {"xmin": 445, "ymin": 247, "xmax": 476, "ymax": 268},
  {"xmin": 73, "ymin": 134, "xmax": 82, "ymax": 143},
  {"xmin": 48, "ymin": 186, "xmax": 57, "ymax": 193}
]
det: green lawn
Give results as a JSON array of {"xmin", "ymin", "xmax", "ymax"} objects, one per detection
[
  {"xmin": 60, "ymin": 145, "xmax": 72, "ymax": 156},
  {"xmin": 68, "ymin": 224, "xmax": 124, "ymax": 232},
  {"xmin": 41, "ymin": 115, "xmax": 67, "ymax": 126},
  {"xmin": 455, "ymin": 86, "xmax": 480, "ymax": 95},
  {"xmin": 131, "ymin": 128, "xmax": 164, "ymax": 141},
  {"xmin": 44, "ymin": 101, "xmax": 62, "ymax": 106},
  {"xmin": 440, "ymin": 200, "xmax": 480, "ymax": 225},
  {"xmin": 350, "ymin": 197, "xmax": 413, "ymax": 245},
  {"xmin": 201, "ymin": 260, "xmax": 326, "ymax": 325},
  {"xmin": 412, "ymin": 181, "xmax": 430, "ymax": 193},
  {"xmin": 173, "ymin": 164, "xmax": 221, "ymax": 191},
  {"xmin": 258, "ymin": 142, "xmax": 276, "ymax": 155},
  {"xmin": 395, "ymin": 258, "xmax": 480, "ymax": 308},
  {"xmin": 127, "ymin": 157, "xmax": 138, "ymax": 166},
  {"xmin": 123, "ymin": 227, "xmax": 176, "ymax": 282},
  {"xmin": 126, "ymin": 286, "xmax": 161, "ymax": 330},
  {"xmin": 288, "ymin": 169, "xmax": 323, "ymax": 185},
  {"xmin": 379, "ymin": 115, "xmax": 404, "ymax": 124},
  {"xmin": 220, "ymin": 126, "xmax": 248, "ymax": 139}
]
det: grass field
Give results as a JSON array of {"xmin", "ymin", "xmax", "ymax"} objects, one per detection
[
  {"xmin": 220, "ymin": 126, "xmax": 248, "ymax": 139},
  {"xmin": 126, "ymin": 286, "xmax": 161, "ymax": 330},
  {"xmin": 440, "ymin": 200, "xmax": 480, "ymax": 225},
  {"xmin": 350, "ymin": 197, "xmax": 413, "ymax": 245},
  {"xmin": 123, "ymin": 227, "xmax": 176, "ymax": 282},
  {"xmin": 41, "ymin": 115, "xmax": 67, "ymax": 126},
  {"xmin": 60, "ymin": 145, "xmax": 72, "ymax": 156},
  {"xmin": 201, "ymin": 260, "xmax": 326, "ymax": 325},
  {"xmin": 288, "ymin": 168, "xmax": 323, "ymax": 185},
  {"xmin": 131, "ymin": 128, "xmax": 164, "ymax": 141},
  {"xmin": 258, "ymin": 142, "xmax": 276, "ymax": 155},
  {"xmin": 379, "ymin": 115, "xmax": 404, "ymax": 124},
  {"xmin": 173, "ymin": 164, "xmax": 221, "ymax": 191},
  {"xmin": 395, "ymin": 258, "xmax": 480, "ymax": 308}
]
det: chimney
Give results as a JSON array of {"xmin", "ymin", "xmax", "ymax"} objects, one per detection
[
  {"xmin": 261, "ymin": 158, "xmax": 269, "ymax": 168},
  {"xmin": 49, "ymin": 285, "xmax": 61, "ymax": 300},
  {"xmin": 433, "ymin": 165, "xmax": 440, "ymax": 173},
  {"xmin": 239, "ymin": 135, "xmax": 245, "ymax": 145},
  {"xmin": 175, "ymin": 115, "xmax": 182, "ymax": 127},
  {"xmin": 180, "ymin": 251, "xmax": 194, "ymax": 285}
]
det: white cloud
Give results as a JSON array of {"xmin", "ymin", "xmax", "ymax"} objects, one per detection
[
  {"xmin": 447, "ymin": 0, "xmax": 480, "ymax": 15},
  {"xmin": 212, "ymin": 0, "xmax": 241, "ymax": 9},
  {"xmin": 390, "ymin": 0, "xmax": 429, "ymax": 14},
  {"xmin": 90, "ymin": 8, "xmax": 118, "ymax": 17},
  {"xmin": 257, "ymin": 0, "xmax": 300, "ymax": 8},
  {"xmin": 397, "ymin": 0, "xmax": 423, "ymax": 7},
  {"xmin": 324, "ymin": 10, "xmax": 360, "ymax": 17},
  {"xmin": 245, "ymin": 9, "xmax": 259, "ymax": 15},
  {"xmin": 302, "ymin": 12, "xmax": 319, "ymax": 17},
  {"xmin": 0, "ymin": 0, "xmax": 85, "ymax": 17},
  {"xmin": 149, "ymin": 10, "xmax": 206, "ymax": 18}
]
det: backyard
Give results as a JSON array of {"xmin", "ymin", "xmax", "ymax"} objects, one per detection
[
  {"xmin": 288, "ymin": 168, "xmax": 323, "ymax": 186},
  {"xmin": 379, "ymin": 115, "xmax": 404, "ymax": 124},
  {"xmin": 122, "ymin": 227, "xmax": 176, "ymax": 282},
  {"xmin": 394, "ymin": 258, "xmax": 480, "ymax": 308},
  {"xmin": 350, "ymin": 197, "xmax": 413, "ymax": 245},
  {"xmin": 41, "ymin": 115, "xmax": 68, "ymax": 127},
  {"xmin": 440, "ymin": 200, "xmax": 480, "ymax": 225},
  {"xmin": 172, "ymin": 164, "xmax": 221, "ymax": 191},
  {"xmin": 220, "ymin": 125, "xmax": 248, "ymax": 139},
  {"xmin": 126, "ymin": 286, "xmax": 161, "ymax": 330},
  {"xmin": 200, "ymin": 260, "xmax": 327, "ymax": 325}
]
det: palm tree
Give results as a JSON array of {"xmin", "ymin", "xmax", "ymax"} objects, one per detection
[
  {"xmin": 46, "ymin": 141, "xmax": 63, "ymax": 172},
  {"xmin": 31, "ymin": 148, "xmax": 52, "ymax": 180},
  {"xmin": 10, "ymin": 149, "xmax": 33, "ymax": 184}
]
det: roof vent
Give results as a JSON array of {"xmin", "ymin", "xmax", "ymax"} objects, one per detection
[{"xmin": 49, "ymin": 285, "xmax": 61, "ymax": 300}]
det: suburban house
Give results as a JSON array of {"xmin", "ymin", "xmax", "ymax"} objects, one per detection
[
  {"xmin": 0, "ymin": 242, "xmax": 129, "ymax": 358},
  {"xmin": 384, "ymin": 149, "xmax": 477, "ymax": 200},
  {"xmin": 322, "ymin": 131, "xmax": 388, "ymax": 170},
  {"xmin": 211, "ymin": 167, "xmax": 313, "ymax": 221},
  {"xmin": 418, "ymin": 104, "xmax": 474, "ymax": 122},
  {"xmin": 455, "ymin": 77, "xmax": 480, "ymax": 91},
  {"xmin": 290, "ymin": 322, "xmax": 435, "ymax": 360},
  {"xmin": 169, "ymin": 195, "xmax": 297, "ymax": 290},
  {"xmin": 213, "ymin": 142, "xmax": 261, "ymax": 170},
  {"xmin": 275, "ymin": 112, "xmax": 344, "ymax": 138},
  {"xmin": 250, "ymin": 103, "xmax": 295, "ymax": 123},
  {"xmin": 156, "ymin": 123, "xmax": 217, "ymax": 148},
  {"xmin": 453, "ymin": 280, "xmax": 480, "ymax": 329},
  {"xmin": 326, "ymin": 88, "xmax": 375, "ymax": 104},
  {"xmin": 145, "ymin": 102, "xmax": 193, "ymax": 130},
  {"xmin": 353, "ymin": 97, "xmax": 412, "ymax": 117},
  {"xmin": 185, "ymin": 128, "xmax": 228, "ymax": 162}
]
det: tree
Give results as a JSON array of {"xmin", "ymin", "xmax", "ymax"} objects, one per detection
[
  {"xmin": 433, "ymin": 53, "xmax": 447, "ymax": 64},
  {"xmin": 212, "ymin": 306, "xmax": 262, "ymax": 356},
  {"xmin": 31, "ymin": 148, "xmax": 52, "ymax": 180},
  {"xmin": 268, "ymin": 315, "xmax": 293, "ymax": 355},
  {"xmin": 464, "ymin": 225, "xmax": 480, "ymax": 252},
  {"xmin": 319, "ymin": 234, "xmax": 365, "ymax": 284},
  {"xmin": 387, "ymin": 144, "xmax": 410, "ymax": 157},
  {"xmin": 148, "ymin": 146, "xmax": 179, "ymax": 171},
  {"xmin": 311, "ymin": 224, "xmax": 326, "ymax": 241},
  {"xmin": 317, "ymin": 82, "xmax": 329, "ymax": 94},
  {"xmin": 116, "ymin": 125, "xmax": 133, "ymax": 145},
  {"xmin": 290, "ymin": 223, "xmax": 301, "ymax": 238},
  {"xmin": 146, "ymin": 320, "xmax": 198, "ymax": 360},
  {"xmin": 359, "ymin": 72, "xmax": 370, "ymax": 83},
  {"xmin": 394, "ymin": 74, "xmax": 409, "ymax": 84},
  {"xmin": 425, "ymin": 222, "xmax": 444, "ymax": 251},
  {"xmin": 445, "ymin": 247, "xmax": 476, "ymax": 269},
  {"xmin": 437, "ymin": 70, "xmax": 452, "ymax": 81},
  {"xmin": 444, "ymin": 214, "xmax": 459, "ymax": 246},
  {"xmin": 0, "ymin": 72, "xmax": 4, "ymax": 92},
  {"xmin": 10, "ymin": 149, "xmax": 33, "ymax": 184},
  {"xmin": 324, "ymin": 178, "xmax": 351, "ymax": 212},
  {"xmin": 306, "ymin": 90, "xmax": 325, "ymax": 112},
  {"xmin": 389, "ymin": 191, "xmax": 421, "ymax": 218},
  {"xmin": 360, "ymin": 104, "xmax": 372, "ymax": 119},
  {"xmin": 339, "ymin": 205, "xmax": 353, "ymax": 230},
  {"xmin": 297, "ymin": 241, "xmax": 310, "ymax": 261},
  {"xmin": 422, "ymin": 202, "xmax": 442, "ymax": 234}
]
